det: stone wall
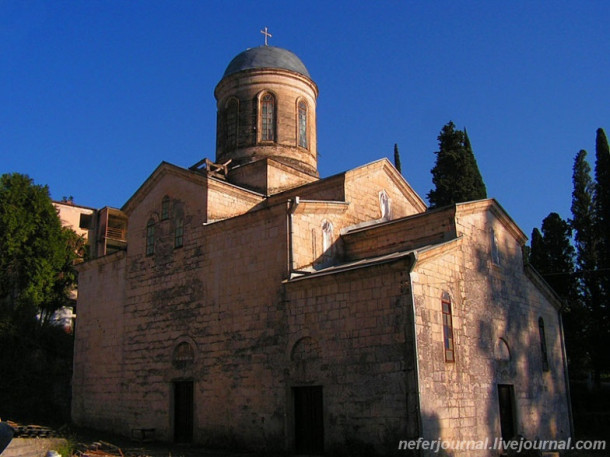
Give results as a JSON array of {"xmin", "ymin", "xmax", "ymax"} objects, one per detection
[
  {"xmin": 118, "ymin": 197, "xmax": 291, "ymax": 445},
  {"xmin": 342, "ymin": 207, "xmax": 456, "ymax": 262},
  {"xmin": 72, "ymin": 252, "xmax": 127, "ymax": 432},
  {"xmin": 343, "ymin": 160, "xmax": 426, "ymax": 226},
  {"xmin": 412, "ymin": 203, "xmax": 571, "ymax": 457},
  {"xmin": 284, "ymin": 262, "xmax": 419, "ymax": 453}
]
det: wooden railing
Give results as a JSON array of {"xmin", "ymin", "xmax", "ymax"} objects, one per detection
[{"xmin": 106, "ymin": 226, "xmax": 126, "ymax": 241}]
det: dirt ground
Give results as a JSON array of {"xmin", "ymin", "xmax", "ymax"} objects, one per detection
[{"xmin": 68, "ymin": 427, "xmax": 259, "ymax": 457}]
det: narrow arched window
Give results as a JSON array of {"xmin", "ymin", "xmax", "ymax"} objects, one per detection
[
  {"xmin": 161, "ymin": 196, "xmax": 170, "ymax": 220},
  {"xmin": 491, "ymin": 228, "xmax": 501, "ymax": 265},
  {"xmin": 226, "ymin": 98, "xmax": 239, "ymax": 149},
  {"xmin": 538, "ymin": 317, "xmax": 549, "ymax": 372},
  {"xmin": 442, "ymin": 292, "xmax": 455, "ymax": 362},
  {"xmin": 146, "ymin": 219, "xmax": 155, "ymax": 256},
  {"xmin": 261, "ymin": 93, "xmax": 275, "ymax": 141},
  {"xmin": 174, "ymin": 217, "xmax": 184, "ymax": 248},
  {"xmin": 298, "ymin": 101, "xmax": 308, "ymax": 148}
]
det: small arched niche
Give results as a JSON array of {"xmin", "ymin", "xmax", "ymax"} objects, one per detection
[
  {"xmin": 172, "ymin": 341, "xmax": 195, "ymax": 369},
  {"xmin": 494, "ymin": 338, "xmax": 511, "ymax": 362},
  {"xmin": 291, "ymin": 336, "xmax": 321, "ymax": 363}
]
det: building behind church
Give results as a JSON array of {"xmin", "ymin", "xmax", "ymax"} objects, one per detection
[{"xmin": 71, "ymin": 44, "xmax": 572, "ymax": 456}]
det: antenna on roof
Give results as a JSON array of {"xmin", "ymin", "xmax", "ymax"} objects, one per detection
[{"xmin": 260, "ymin": 27, "xmax": 272, "ymax": 46}]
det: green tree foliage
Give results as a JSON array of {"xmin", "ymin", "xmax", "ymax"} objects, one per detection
[
  {"xmin": 0, "ymin": 173, "xmax": 79, "ymax": 322},
  {"xmin": 427, "ymin": 122, "xmax": 487, "ymax": 208},
  {"xmin": 393, "ymin": 143, "xmax": 402, "ymax": 174},
  {"xmin": 593, "ymin": 129, "xmax": 610, "ymax": 382},
  {"xmin": 594, "ymin": 128, "xmax": 610, "ymax": 303},
  {"xmin": 570, "ymin": 145, "xmax": 610, "ymax": 385},
  {"xmin": 529, "ymin": 228, "xmax": 547, "ymax": 270},
  {"xmin": 0, "ymin": 173, "xmax": 80, "ymax": 422},
  {"xmin": 571, "ymin": 150, "xmax": 598, "ymax": 277},
  {"xmin": 530, "ymin": 213, "xmax": 576, "ymax": 299},
  {"xmin": 530, "ymin": 213, "xmax": 586, "ymax": 372}
]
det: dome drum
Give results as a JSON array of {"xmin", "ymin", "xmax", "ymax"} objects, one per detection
[{"xmin": 214, "ymin": 47, "xmax": 319, "ymax": 178}]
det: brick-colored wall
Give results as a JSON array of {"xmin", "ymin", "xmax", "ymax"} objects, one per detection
[
  {"xmin": 343, "ymin": 160, "xmax": 426, "ymax": 226},
  {"xmin": 72, "ymin": 252, "xmax": 127, "ymax": 432},
  {"xmin": 412, "ymin": 206, "xmax": 571, "ymax": 457},
  {"xmin": 215, "ymin": 69, "xmax": 318, "ymax": 177},
  {"xmin": 284, "ymin": 263, "xmax": 419, "ymax": 452},
  {"xmin": 342, "ymin": 207, "xmax": 456, "ymax": 262},
  {"xmin": 118, "ymin": 196, "xmax": 291, "ymax": 444},
  {"xmin": 73, "ymin": 159, "xmax": 571, "ymax": 456}
]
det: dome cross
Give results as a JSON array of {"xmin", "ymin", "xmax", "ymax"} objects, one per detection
[{"xmin": 260, "ymin": 27, "xmax": 272, "ymax": 46}]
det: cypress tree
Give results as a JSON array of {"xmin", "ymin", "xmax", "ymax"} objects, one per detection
[
  {"xmin": 594, "ymin": 128, "xmax": 610, "ymax": 380},
  {"xmin": 393, "ymin": 143, "xmax": 402, "ymax": 174},
  {"xmin": 529, "ymin": 228, "xmax": 549, "ymax": 269},
  {"xmin": 572, "ymin": 150, "xmax": 597, "ymax": 273},
  {"xmin": 595, "ymin": 128, "xmax": 610, "ymax": 293},
  {"xmin": 530, "ymin": 213, "xmax": 576, "ymax": 300},
  {"xmin": 428, "ymin": 122, "xmax": 487, "ymax": 208},
  {"xmin": 530, "ymin": 213, "xmax": 583, "ymax": 372},
  {"xmin": 463, "ymin": 128, "xmax": 488, "ymax": 199},
  {"xmin": 571, "ymin": 149, "xmax": 602, "ymax": 384}
]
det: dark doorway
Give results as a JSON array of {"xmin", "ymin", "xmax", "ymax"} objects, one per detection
[
  {"xmin": 294, "ymin": 386, "xmax": 324, "ymax": 455},
  {"xmin": 498, "ymin": 384, "xmax": 515, "ymax": 441},
  {"xmin": 173, "ymin": 381, "xmax": 194, "ymax": 443}
]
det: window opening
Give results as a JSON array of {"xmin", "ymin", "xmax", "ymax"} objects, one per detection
[
  {"xmin": 491, "ymin": 228, "xmax": 501, "ymax": 265},
  {"xmin": 175, "ymin": 218, "xmax": 184, "ymax": 248},
  {"xmin": 442, "ymin": 293, "xmax": 455, "ymax": 362},
  {"xmin": 298, "ymin": 101, "xmax": 308, "ymax": 148},
  {"xmin": 161, "ymin": 196, "xmax": 170, "ymax": 220},
  {"xmin": 146, "ymin": 219, "xmax": 155, "ymax": 256},
  {"xmin": 226, "ymin": 98, "xmax": 238, "ymax": 149},
  {"xmin": 539, "ymin": 317, "xmax": 549, "ymax": 371},
  {"xmin": 261, "ymin": 93, "xmax": 275, "ymax": 141}
]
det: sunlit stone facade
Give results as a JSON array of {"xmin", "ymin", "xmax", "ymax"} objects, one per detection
[{"xmin": 72, "ymin": 45, "xmax": 571, "ymax": 456}]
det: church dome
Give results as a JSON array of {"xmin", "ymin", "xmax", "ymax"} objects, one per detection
[
  {"xmin": 215, "ymin": 44, "xmax": 319, "ymax": 183},
  {"xmin": 222, "ymin": 46, "xmax": 311, "ymax": 79}
]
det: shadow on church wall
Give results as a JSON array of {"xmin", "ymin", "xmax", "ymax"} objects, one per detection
[{"xmin": 472, "ymin": 211, "xmax": 571, "ymax": 449}]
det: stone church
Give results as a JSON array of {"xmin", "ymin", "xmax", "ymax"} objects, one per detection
[{"xmin": 72, "ymin": 44, "xmax": 572, "ymax": 456}]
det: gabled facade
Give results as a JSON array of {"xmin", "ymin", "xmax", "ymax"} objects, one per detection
[{"xmin": 72, "ymin": 45, "xmax": 571, "ymax": 456}]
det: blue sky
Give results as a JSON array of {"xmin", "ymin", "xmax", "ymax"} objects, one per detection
[{"xmin": 2, "ymin": 1, "xmax": 608, "ymax": 239}]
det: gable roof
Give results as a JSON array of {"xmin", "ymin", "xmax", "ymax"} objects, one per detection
[
  {"xmin": 454, "ymin": 198, "xmax": 528, "ymax": 245},
  {"xmin": 121, "ymin": 161, "xmax": 264, "ymax": 216},
  {"xmin": 345, "ymin": 158, "xmax": 428, "ymax": 213}
]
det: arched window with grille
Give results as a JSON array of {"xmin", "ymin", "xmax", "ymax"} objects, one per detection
[
  {"xmin": 538, "ymin": 317, "xmax": 549, "ymax": 372},
  {"xmin": 161, "ymin": 196, "xmax": 170, "ymax": 220},
  {"xmin": 226, "ymin": 98, "xmax": 239, "ymax": 149},
  {"xmin": 442, "ymin": 292, "xmax": 455, "ymax": 363},
  {"xmin": 298, "ymin": 100, "xmax": 308, "ymax": 149},
  {"xmin": 260, "ymin": 93, "xmax": 276, "ymax": 142},
  {"xmin": 174, "ymin": 217, "xmax": 184, "ymax": 248},
  {"xmin": 146, "ymin": 219, "xmax": 155, "ymax": 256}
]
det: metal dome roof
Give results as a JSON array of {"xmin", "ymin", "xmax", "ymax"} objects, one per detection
[{"xmin": 222, "ymin": 46, "xmax": 311, "ymax": 79}]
